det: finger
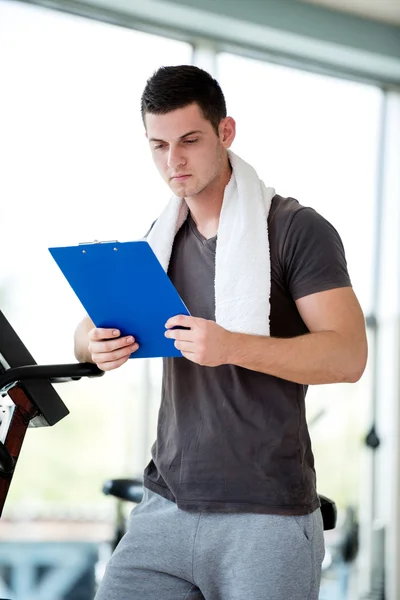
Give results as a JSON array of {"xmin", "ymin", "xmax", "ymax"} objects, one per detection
[
  {"xmin": 173, "ymin": 340, "xmax": 194, "ymax": 352},
  {"xmin": 165, "ymin": 329, "xmax": 193, "ymax": 341},
  {"xmin": 92, "ymin": 343, "xmax": 138, "ymax": 362},
  {"xmin": 165, "ymin": 315, "xmax": 197, "ymax": 329},
  {"xmin": 89, "ymin": 335, "xmax": 136, "ymax": 354},
  {"xmin": 180, "ymin": 350, "xmax": 197, "ymax": 363},
  {"xmin": 89, "ymin": 327, "xmax": 121, "ymax": 341},
  {"xmin": 96, "ymin": 355, "xmax": 131, "ymax": 372},
  {"xmin": 92, "ymin": 343, "xmax": 138, "ymax": 364}
]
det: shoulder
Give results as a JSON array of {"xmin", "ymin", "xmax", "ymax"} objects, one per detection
[
  {"xmin": 268, "ymin": 193, "xmax": 341, "ymax": 249},
  {"xmin": 268, "ymin": 193, "xmax": 304, "ymax": 223},
  {"xmin": 268, "ymin": 194, "xmax": 311, "ymax": 255},
  {"xmin": 269, "ymin": 193, "xmax": 321, "ymax": 229},
  {"xmin": 268, "ymin": 194, "xmax": 351, "ymax": 300}
]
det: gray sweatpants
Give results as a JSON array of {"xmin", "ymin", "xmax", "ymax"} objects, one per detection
[{"xmin": 95, "ymin": 488, "xmax": 325, "ymax": 600}]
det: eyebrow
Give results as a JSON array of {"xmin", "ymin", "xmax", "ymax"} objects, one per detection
[{"xmin": 148, "ymin": 130, "xmax": 204, "ymax": 143}]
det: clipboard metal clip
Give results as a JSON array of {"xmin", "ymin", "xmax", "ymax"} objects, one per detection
[{"xmin": 78, "ymin": 240, "xmax": 119, "ymax": 245}]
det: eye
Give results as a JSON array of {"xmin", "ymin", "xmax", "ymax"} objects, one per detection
[
  {"xmin": 153, "ymin": 144, "xmax": 166, "ymax": 151},
  {"xmin": 184, "ymin": 139, "xmax": 198, "ymax": 144}
]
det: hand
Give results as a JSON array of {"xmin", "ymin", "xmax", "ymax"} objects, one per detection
[
  {"xmin": 88, "ymin": 328, "xmax": 139, "ymax": 371},
  {"xmin": 165, "ymin": 315, "xmax": 231, "ymax": 367}
]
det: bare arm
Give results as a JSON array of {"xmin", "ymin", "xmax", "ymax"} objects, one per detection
[
  {"xmin": 74, "ymin": 315, "xmax": 139, "ymax": 370},
  {"xmin": 225, "ymin": 287, "xmax": 368, "ymax": 384},
  {"xmin": 166, "ymin": 287, "xmax": 368, "ymax": 385}
]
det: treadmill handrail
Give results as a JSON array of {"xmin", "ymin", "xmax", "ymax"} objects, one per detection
[{"xmin": 0, "ymin": 363, "xmax": 104, "ymax": 391}]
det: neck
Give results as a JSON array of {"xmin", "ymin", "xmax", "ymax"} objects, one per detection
[{"xmin": 185, "ymin": 155, "xmax": 232, "ymax": 239}]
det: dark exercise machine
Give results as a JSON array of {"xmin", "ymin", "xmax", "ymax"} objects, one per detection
[{"xmin": 0, "ymin": 309, "xmax": 104, "ymax": 515}]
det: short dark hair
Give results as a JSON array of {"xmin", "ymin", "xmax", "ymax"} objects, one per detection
[{"xmin": 141, "ymin": 65, "xmax": 227, "ymax": 135}]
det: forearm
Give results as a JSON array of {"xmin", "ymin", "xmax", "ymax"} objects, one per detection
[
  {"xmin": 74, "ymin": 316, "xmax": 95, "ymax": 363},
  {"xmin": 226, "ymin": 330, "xmax": 367, "ymax": 385}
]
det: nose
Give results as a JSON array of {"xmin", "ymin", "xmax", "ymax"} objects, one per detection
[{"xmin": 167, "ymin": 146, "xmax": 186, "ymax": 170}]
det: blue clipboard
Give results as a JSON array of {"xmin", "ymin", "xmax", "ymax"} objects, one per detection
[{"xmin": 49, "ymin": 240, "xmax": 190, "ymax": 359}]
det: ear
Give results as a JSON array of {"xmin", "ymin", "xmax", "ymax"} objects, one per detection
[{"xmin": 219, "ymin": 116, "xmax": 236, "ymax": 149}]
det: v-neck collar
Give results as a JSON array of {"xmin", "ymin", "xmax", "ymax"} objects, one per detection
[{"xmin": 187, "ymin": 212, "xmax": 217, "ymax": 245}]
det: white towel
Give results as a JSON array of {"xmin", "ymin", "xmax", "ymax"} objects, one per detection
[{"xmin": 147, "ymin": 150, "xmax": 275, "ymax": 336}]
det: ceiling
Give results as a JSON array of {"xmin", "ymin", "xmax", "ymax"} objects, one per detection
[{"xmin": 298, "ymin": 0, "xmax": 400, "ymax": 26}]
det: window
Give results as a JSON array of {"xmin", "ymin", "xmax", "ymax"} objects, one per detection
[{"xmin": 0, "ymin": 0, "xmax": 192, "ymax": 519}]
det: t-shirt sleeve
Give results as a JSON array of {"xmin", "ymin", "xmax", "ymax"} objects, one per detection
[{"xmin": 282, "ymin": 207, "xmax": 352, "ymax": 301}]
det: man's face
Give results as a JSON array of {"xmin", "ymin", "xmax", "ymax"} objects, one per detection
[{"xmin": 145, "ymin": 103, "xmax": 232, "ymax": 200}]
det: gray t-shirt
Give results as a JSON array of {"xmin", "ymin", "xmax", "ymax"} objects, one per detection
[{"xmin": 143, "ymin": 194, "xmax": 351, "ymax": 515}]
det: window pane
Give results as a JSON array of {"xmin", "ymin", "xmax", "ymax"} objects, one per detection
[
  {"xmin": 0, "ymin": 0, "xmax": 192, "ymax": 518},
  {"xmin": 217, "ymin": 52, "xmax": 382, "ymax": 316}
]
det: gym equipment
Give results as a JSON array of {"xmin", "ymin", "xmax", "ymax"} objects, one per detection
[
  {"xmin": 0, "ymin": 309, "xmax": 104, "ymax": 516},
  {"xmin": 102, "ymin": 478, "xmax": 144, "ymax": 550}
]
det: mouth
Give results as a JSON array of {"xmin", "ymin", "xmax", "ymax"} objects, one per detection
[{"xmin": 171, "ymin": 174, "xmax": 191, "ymax": 182}]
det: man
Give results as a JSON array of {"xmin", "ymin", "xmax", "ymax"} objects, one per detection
[{"xmin": 74, "ymin": 65, "xmax": 367, "ymax": 600}]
